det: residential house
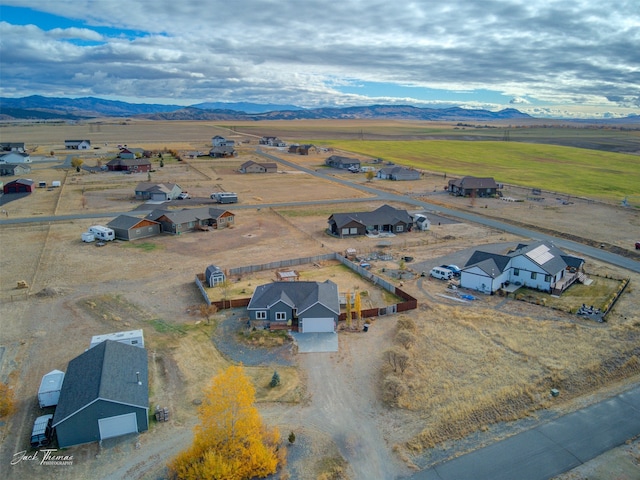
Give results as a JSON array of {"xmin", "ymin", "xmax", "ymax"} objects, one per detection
[
  {"xmin": 325, "ymin": 155, "xmax": 361, "ymax": 170},
  {"xmin": 3, "ymin": 178, "xmax": 35, "ymax": 193},
  {"xmin": 0, "ymin": 142, "xmax": 25, "ymax": 152},
  {"xmin": 205, "ymin": 265, "xmax": 226, "ymax": 287},
  {"xmin": 259, "ymin": 136, "xmax": 286, "ymax": 147},
  {"xmin": 247, "ymin": 280, "xmax": 340, "ymax": 333},
  {"xmin": 448, "ymin": 176, "xmax": 499, "ymax": 197},
  {"xmin": 106, "ymin": 157, "xmax": 152, "ymax": 173},
  {"xmin": 328, "ymin": 204, "xmax": 413, "ymax": 237},
  {"xmin": 212, "ymin": 136, "xmax": 235, "ymax": 147},
  {"xmin": 65, "ymin": 140, "xmax": 91, "ymax": 150},
  {"xmin": 106, "ymin": 215, "xmax": 161, "ymax": 241},
  {"xmin": 209, "ymin": 146, "xmax": 236, "ymax": 158},
  {"xmin": 460, "ymin": 241, "xmax": 585, "ymax": 295},
  {"xmin": 118, "ymin": 147, "xmax": 147, "ymax": 159},
  {"xmin": 146, "ymin": 207, "xmax": 235, "ymax": 234},
  {"xmin": 239, "ymin": 160, "xmax": 277, "ymax": 173},
  {"xmin": 134, "ymin": 182, "xmax": 183, "ymax": 201},
  {"xmin": 0, "ymin": 152, "xmax": 31, "ymax": 164},
  {"xmin": 288, "ymin": 144, "xmax": 317, "ymax": 155},
  {"xmin": 376, "ymin": 166, "xmax": 420, "ymax": 181},
  {"xmin": 52, "ymin": 340, "xmax": 149, "ymax": 448},
  {"xmin": 0, "ymin": 163, "xmax": 32, "ymax": 176}
]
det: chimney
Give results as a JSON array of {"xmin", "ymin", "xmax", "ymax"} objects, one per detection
[{"xmin": 136, "ymin": 371, "xmax": 142, "ymax": 385}]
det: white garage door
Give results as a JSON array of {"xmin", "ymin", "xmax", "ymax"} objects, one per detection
[
  {"xmin": 301, "ymin": 317, "xmax": 335, "ymax": 333},
  {"xmin": 98, "ymin": 412, "xmax": 138, "ymax": 440}
]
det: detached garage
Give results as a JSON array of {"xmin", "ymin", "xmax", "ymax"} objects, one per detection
[
  {"xmin": 3, "ymin": 178, "xmax": 34, "ymax": 194},
  {"xmin": 52, "ymin": 340, "xmax": 149, "ymax": 448}
]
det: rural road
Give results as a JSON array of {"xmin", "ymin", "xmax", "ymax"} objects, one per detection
[{"xmin": 410, "ymin": 384, "xmax": 640, "ymax": 480}]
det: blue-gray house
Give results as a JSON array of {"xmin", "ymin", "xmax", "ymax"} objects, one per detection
[
  {"xmin": 52, "ymin": 340, "xmax": 149, "ymax": 448},
  {"xmin": 247, "ymin": 280, "xmax": 339, "ymax": 333}
]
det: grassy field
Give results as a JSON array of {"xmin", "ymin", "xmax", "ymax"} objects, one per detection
[{"xmin": 312, "ymin": 140, "xmax": 640, "ymax": 201}]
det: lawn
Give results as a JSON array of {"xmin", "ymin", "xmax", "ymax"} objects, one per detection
[{"xmin": 313, "ymin": 140, "xmax": 640, "ymax": 201}]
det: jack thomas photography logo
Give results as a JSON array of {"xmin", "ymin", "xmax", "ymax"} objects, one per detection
[{"xmin": 11, "ymin": 449, "xmax": 74, "ymax": 466}]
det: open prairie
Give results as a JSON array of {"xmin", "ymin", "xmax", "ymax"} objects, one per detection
[{"xmin": 1, "ymin": 119, "xmax": 639, "ymax": 479}]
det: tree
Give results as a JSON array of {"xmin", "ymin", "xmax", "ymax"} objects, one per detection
[
  {"xmin": 71, "ymin": 157, "xmax": 83, "ymax": 172},
  {"xmin": 365, "ymin": 170, "xmax": 375, "ymax": 182},
  {"xmin": 395, "ymin": 330, "xmax": 416, "ymax": 350},
  {"xmin": 288, "ymin": 431, "xmax": 296, "ymax": 444},
  {"xmin": 384, "ymin": 347, "xmax": 410, "ymax": 374},
  {"xmin": 354, "ymin": 291, "xmax": 362, "ymax": 330},
  {"xmin": 168, "ymin": 365, "xmax": 281, "ymax": 480},
  {"xmin": 270, "ymin": 370, "xmax": 280, "ymax": 388}
]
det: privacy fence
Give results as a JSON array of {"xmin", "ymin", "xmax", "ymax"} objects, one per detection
[{"xmin": 195, "ymin": 252, "xmax": 418, "ymax": 318}]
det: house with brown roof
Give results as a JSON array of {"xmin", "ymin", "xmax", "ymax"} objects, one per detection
[
  {"xmin": 106, "ymin": 157, "xmax": 152, "ymax": 173},
  {"xmin": 145, "ymin": 207, "xmax": 235, "ymax": 234},
  {"xmin": 448, "ymin": 176, "xmax": 499, "ymax": 197},
  {"xmin": 288, "ymin": 144, "xmax": 317, "ymax": 155},
  {"xmin": 240, "ymin": 160, "xmax": 277, "ymax": 173}
]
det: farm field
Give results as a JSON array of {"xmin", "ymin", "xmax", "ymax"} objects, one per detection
[{"xmin": 1, "ymin": 119, "xmax": 639, "ymax": 479}]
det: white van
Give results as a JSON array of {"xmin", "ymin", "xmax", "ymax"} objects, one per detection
[
  {"xmin": 88, "ymin": 225, "xmax": 115, "ymax": 241},
  {"xmin": 430, "ymin": 266, "xmax": 453, "ymax": 280}
]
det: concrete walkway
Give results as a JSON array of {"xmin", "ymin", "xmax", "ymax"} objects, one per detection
[{"xmin": 411, "ymin": 384, "xmax": 640, "ymax": 480}]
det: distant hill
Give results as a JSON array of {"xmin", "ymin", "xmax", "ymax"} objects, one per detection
[
  {"xmin": 0, "ymin": 95, "xmax": 533, "ymax": 121},
  {"xmin": 192, "ymin": 101, "xmax": 302, "ymax": 113}
]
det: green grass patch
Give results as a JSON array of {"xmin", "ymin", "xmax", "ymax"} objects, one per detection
[
  {"xmin": 149, "ymin": 318, "xmax": 188, "ymax": 335},
  {"xmin": 121, "ymin": 242, "xmax": 161, "ymax": 252},
  {"xmin": 313, "ymin": 139, "xmax": 640, "ymax": 201}
]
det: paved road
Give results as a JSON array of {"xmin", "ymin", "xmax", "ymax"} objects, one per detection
[{"xmin": 412, "ymin": 384, "xmax": 640, "ymax": 480}]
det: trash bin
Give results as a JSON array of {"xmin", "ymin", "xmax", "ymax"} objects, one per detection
[{"xmin": 363, "ymin": 324, "xmax": 369, "ymax": 332}]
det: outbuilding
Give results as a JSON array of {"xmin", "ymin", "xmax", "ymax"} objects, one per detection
[
  {"xmin": 3, "ymin": 178, "xmax": 35, "ymax": 193},
  {"xmin": 38, "ymin": 370, "xmax": 65, "ymax": 408},
  {"xmin": 52, "ymin": 340, "xmax": 149, "ymax": 448},
  {"xmin": 205, "ymin": 265, "xmax": 226, "ymax": 287}
]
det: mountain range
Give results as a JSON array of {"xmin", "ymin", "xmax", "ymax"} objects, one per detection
[{"xmin": 0, "ymin": 95, "xmax": 534, "ymax": 122}]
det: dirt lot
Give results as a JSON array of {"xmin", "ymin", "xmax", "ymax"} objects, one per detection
[{"xmin": 1, "ymin": 123, "xmax": 639, "ymax": 479}]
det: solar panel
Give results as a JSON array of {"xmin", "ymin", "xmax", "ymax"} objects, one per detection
[{"xmin": 525, "ymin": 244, "xmax": 554, "ymax": 265}]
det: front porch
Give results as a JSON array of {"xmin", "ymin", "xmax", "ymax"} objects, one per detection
[{"xmin": 551, "ymin": 271, "xmax": 587, "ymax": 296}]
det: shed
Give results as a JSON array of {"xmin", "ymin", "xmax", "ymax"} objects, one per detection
[
  {"xmin": 90, "ymin": 329, "xmax": 145, "ymax": 349},
  {"xmin": 38, "ymin": 370, "xmax": 65, "ymax": 408},
  {"xmin": 205, "ymin": 265, "xmax": 226, "ymax": 287},
  {"xmin": 52, "ymin": 340, "xmax": 149, "ymax": 448},
  {"xmin": 276, "ymin": 270, "xmax": 300, "ymax": 282}
]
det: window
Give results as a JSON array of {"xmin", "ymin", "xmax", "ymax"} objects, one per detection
[
  {"xmin": 531, "ymin": 272, "xmax": 537, "ymax": 280},
  {"xmin": 350, "ymin": 227, "xmax": 358, "ymax": 234},
  {"xmin": 545, "ymin": 275, "xmax": 552, "ymax": 282},
  {"xmin": 513, "ymin": 268, "xmax": 520, "ymax": 276},
  {"xmin": 341, "ymin": 228, "xmax": 350, "ymax": 236},
  {"xmin": 256, "ymin": 311, "xmax": 267, "ymax": 320},
  {"xmin": 396, "ymin": 225, "xmax": 404, "ymax": 232},
  {"xmin": 275, "ymin": 312, "xmax": 286, "ymax": 321}
]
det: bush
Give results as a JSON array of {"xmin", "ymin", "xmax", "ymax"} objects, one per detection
[
  {"xmin": 0, "ymin": 383, "xmax": 15, "ymax": 418},
  {"xmin": 270, "ymin": 370, "xmax": 281, "ymax": 388}
]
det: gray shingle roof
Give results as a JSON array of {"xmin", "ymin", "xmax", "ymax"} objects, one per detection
[
  {"xmin": 106, "ymin": 214, "xmax": 155, "ymax": 230},
  {"xmin": 146, "ymin": 207, "xmax": 232, "ymax": 224},
  {"xmin": 52, "ymin": 340, "xmax": 148, "ymax": 427},
  {"xmin": 329, "ymin": 204, "xmax": 413, "ymax": 230},
  {"xmin": 248, "ymin": 280, "xmax": 339, "ymax": 316}
]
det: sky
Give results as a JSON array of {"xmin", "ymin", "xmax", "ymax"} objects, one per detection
[{"xmin": 0, "ymin": 0, "xmax": 639, "ymax": 119}]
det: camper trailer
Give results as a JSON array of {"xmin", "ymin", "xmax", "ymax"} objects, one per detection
[
  {"xmin": 38, "ymin": 370, "xmax": 65, "ymax": 408},
  {"xmin": 88, "ymin": 225, "xmax": 115, "ymax": 241},
  {"xmin": 210, "ymin": 192, "xmax": 238, "ymax": 204},
  {"xmin": 30, "ymin": 414, "xmax": 54, "ymax": 448}
]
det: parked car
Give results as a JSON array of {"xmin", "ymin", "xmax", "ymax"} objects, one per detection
[
  {"xmin": 636, "ymin": 241, "xmax": 640, "ymax": 250},
  {"xmin": 439, "ymin": 265, "xmax": 461, "ymax": 277},
  {"xmin": 177, "ymin": 192, "xmax": 190, "ymax": 200}
]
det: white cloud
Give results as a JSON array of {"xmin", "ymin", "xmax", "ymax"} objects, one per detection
[{"xmin": 0, "ymin": 1, "xmax": 639, "ymax": 117}]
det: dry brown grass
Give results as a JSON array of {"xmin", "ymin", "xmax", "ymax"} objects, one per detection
[{"xmin": 385, "ymin": 306, "xmax": 640, "ymax": 451}]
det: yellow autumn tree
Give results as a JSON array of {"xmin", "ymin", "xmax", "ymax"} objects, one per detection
[
  {"xmin": 168, "ymin": 365, "xmax": 282, "ymax": 480},
  {"xmin": 354, "ymin": 291, "xmax": 362, "ymax": 330},
  {"xmin": 345, "ymin": 290, "xmax": 352, "ymax": 328}
]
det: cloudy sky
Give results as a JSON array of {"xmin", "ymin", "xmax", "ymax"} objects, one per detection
[{"xmin": 1, "ymin": 0, "xmax": 639, "ymax": 118}]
